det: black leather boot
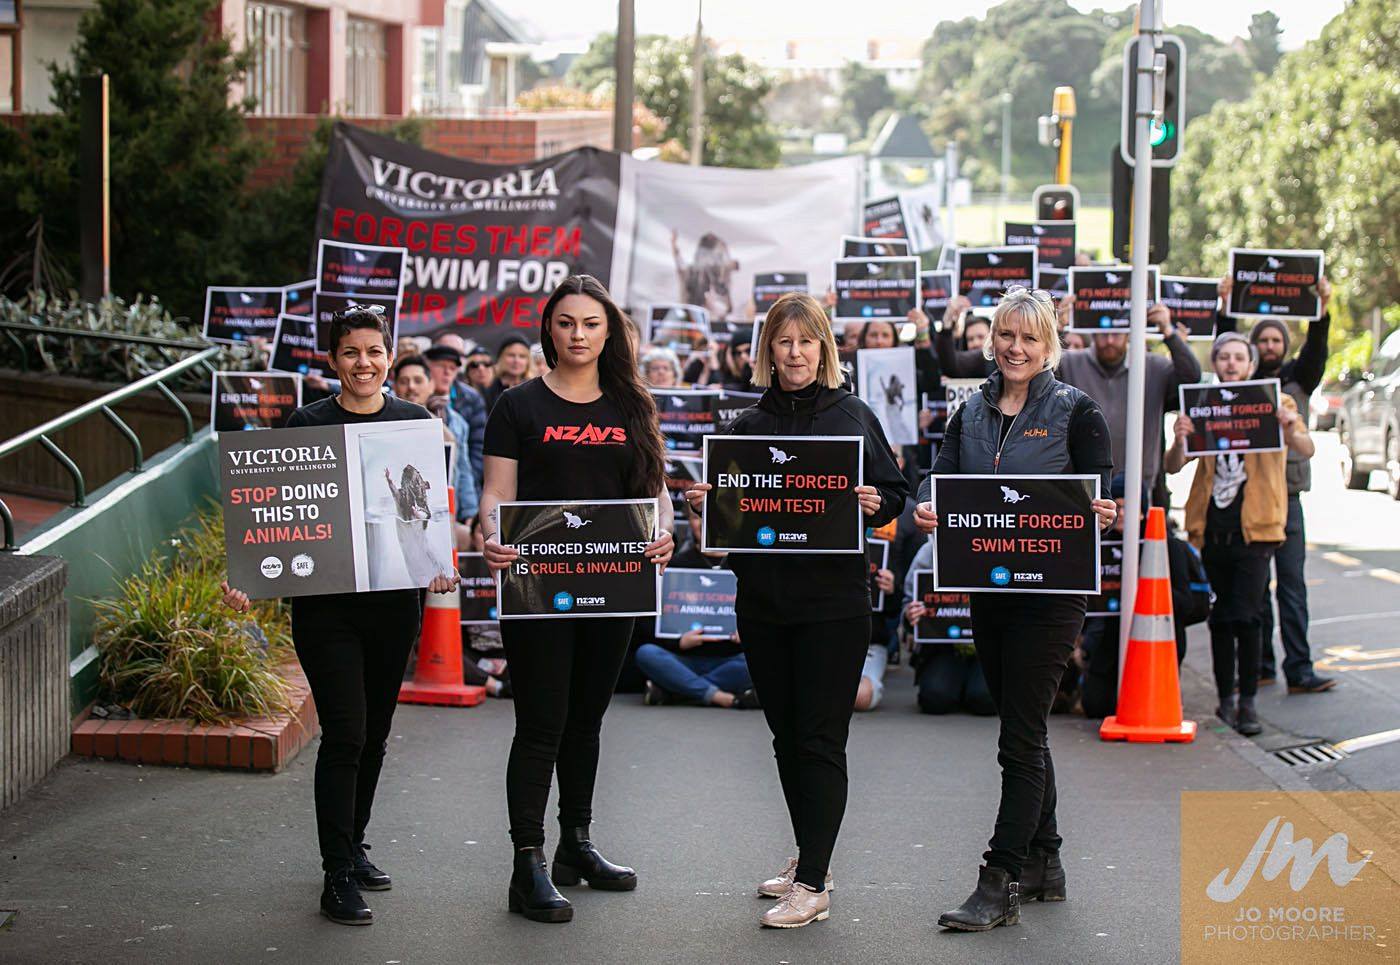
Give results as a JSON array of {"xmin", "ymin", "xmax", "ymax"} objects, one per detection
[
  {"xmin": 1019, "ymin": 850, "xmax": 1066, "ymax": 902},
  {"xmin": 937, "ymin": 865, "xmax": 1020, "ymax": 931},
  {"xmin": 321, "ymin": 868, "xmax": 373, "ymax": 925},
  {"xmin": 352, "ymin": 843, "xmax": 391, "ymax": 891},
  {"xmin": 508, "ymin": 847, "xmax": 573, "ymax": 923},
  {"xmin": 552, "ymin": 826, "xmax": 638, "ymax": 891},
  {"xmin": 1235, "ymin": 698, "xmax": 1262, "ymax": 736}
]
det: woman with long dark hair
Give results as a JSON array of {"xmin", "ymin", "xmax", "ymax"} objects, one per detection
[{"xmin": 479, "ymin": 275, "xmax": 674, "ymax": 924}]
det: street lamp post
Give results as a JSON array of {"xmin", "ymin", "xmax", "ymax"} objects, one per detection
[
  {"xmin": 998, "ymin": 90, "xmax": 1012, "ymax": 225},
  {"xmin": 690, "ymin": 1, "xmax": 704, "ymax": 166},
  {"xmin": 613, "ymin": 0, "xmax": 635, "ymax": 154}
]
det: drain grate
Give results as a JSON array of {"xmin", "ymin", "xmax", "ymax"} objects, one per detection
[{"xmin": 1273, "ymin": 742, "xmax": 1348, "ymax": 767}]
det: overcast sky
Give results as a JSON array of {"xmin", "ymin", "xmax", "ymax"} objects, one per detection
[{"xmin": 503, "ymin": 0, "xmax": 1345, "ymax": 53}]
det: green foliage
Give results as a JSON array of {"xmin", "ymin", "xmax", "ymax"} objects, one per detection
[
  {"xmin": 1245, "ymin": 12, "xmax": 1285, "ymax": 75},
  {"xmin": 1169, "ymin": 0, "xmax": 1399, "ymax": 324},
  {"xmin": 93, "ymin": 506, "xmax": 294, "ymax": 723},
  {"xmin": 1324, "ymin": 331, "xmax": 1374, "ymax": 383},
  {"xmin": 839, "ymin": 63, "xmax": 895, "ymax": 141}
]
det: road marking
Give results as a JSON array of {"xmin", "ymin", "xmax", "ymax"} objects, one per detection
[
  {"xmin": 1335, "ymin": 728, "xmax": 1400, "ymax": 754},
  {"xmin": 1369, "ymin": 568, "xmax": 1400, "ymax": 585},
  {"xmin": 1322, "ymin": 551, "xmax": 1363, "ymax": 567},
  {"xmin": 1311, "ymin": 610, "xmax": 1400, "ymax": 627},
  {"xmin": 1316, "ymin": 644, "xmax": 1400, "ymax": 673}
]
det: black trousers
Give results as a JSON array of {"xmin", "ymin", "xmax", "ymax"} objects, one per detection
[
  {"xmin": 291, "ymin": 591, "xmax": 421, "ymax": 873},
  {"xmin": 500, "ymin": 617, "xmax": 634, "ymax": 848},
  {"xmin": 968, "ymin": 593, "xmax": 1084, "ymax": 880},
  {"xmin": 1079, "ymin": 616, "xmax": 1187, "ymax": 719},
  {"xmin": 737, "ymin": 615, "xmax": 869, "ymax": 890},
  {"xmin": 1202, "ymin": 537, "xmax": 1277, "ymax": 700}
]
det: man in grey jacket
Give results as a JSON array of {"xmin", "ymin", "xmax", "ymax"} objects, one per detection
[{"xmin": 1053, "ymin": 299, "xmax": 1201, "ymax": 489}]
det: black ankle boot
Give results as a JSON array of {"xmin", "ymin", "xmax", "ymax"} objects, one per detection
[
  {"xmin": 1235, "ymin": 698, "xmax": 1262, "ymax": 736},
  {"xmin": 321, "ymin": 869, "xmax": 373, "ymax": 926},
  {"xmin": 937, "ymin": 865, "xmax": 1020, "ymax": 931},
  {"xmin": 508, "ymin": 847, "xmax": 573, "ymax": 923},
  {"xmin": 352, "ymin": 843, "xmax": 391, "ymax": 891},
  {"xmin": 1019, "ymin": 850, "xmax": 1066, "ymax": 902},
  {"xmin": 552, "ymin": 826, "xmax": 638, "ymax": 891}
]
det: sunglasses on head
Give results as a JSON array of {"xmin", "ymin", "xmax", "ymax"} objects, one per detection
[{"xmin": 1004, "ymin": 285, "xmax": 1053, "ymax": 303}]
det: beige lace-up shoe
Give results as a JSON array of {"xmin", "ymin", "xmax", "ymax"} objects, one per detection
[
  {"xmin": 760, "ymin": 881, "xmax": 830, "ymax": 928},
  {"xmin": 756, "ymin": 858, "xmax": 834, "ymax": 898}
]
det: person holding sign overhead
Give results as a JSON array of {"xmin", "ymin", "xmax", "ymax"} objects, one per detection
[
  {"xmin": 479, "ymin": 275, "xmax": 674, "ymax": 925},
  {"xmin": 685, "ymin": 292, "xmax": 908, "ymax": 929},
  {"xmin": 220, "ymin": 307, "xmax": 461, "ymax": 927},
  {"xmin": 913, "ymin": 286, "xmax": 1116, "ymax": 932},
  {"xmin": 1165, "ymin": 331, "xmax": 1315, "ymax": 736}
]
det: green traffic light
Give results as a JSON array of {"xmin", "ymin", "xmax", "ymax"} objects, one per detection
[{"xmin": 1150, "ymin": 119, "xmax": 1175, "ymax": 147}]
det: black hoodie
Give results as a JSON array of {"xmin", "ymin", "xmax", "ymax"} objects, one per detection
[{"xmin": 722, "ymin": 382, "xmax": 909, "ymax": 624}]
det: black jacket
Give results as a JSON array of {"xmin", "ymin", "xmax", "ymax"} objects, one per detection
[{"xmin": 724, "ymin": 382, "xmax": 909, "ymax": 624}]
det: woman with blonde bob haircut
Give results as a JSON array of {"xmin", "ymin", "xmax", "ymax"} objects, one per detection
[
  {"xmin": 685, "ymin": 291, "xmax": 908, "ymax": 929},
  {"xmin": 914, "ymin": 285, "xmax": 1117, "ymax": 933}
]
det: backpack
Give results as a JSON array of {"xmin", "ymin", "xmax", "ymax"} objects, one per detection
[{"xmin": 1167, "ymin": 535, "xmax": 1212, "ymax": 627}]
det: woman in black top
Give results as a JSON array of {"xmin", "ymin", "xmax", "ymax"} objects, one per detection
[
  {"xmin": 479, "ymin": 275, "xmax": 674, "ymax": 924},
  {"xmin": 685, "ymin": 293, "xmax": 909, "ymax": 929},
  {"xmin": 913, "ymin": 288, "xmax": 1116, "ymax": 932},
  {"xmin": 222, "ymin": 308, "xmax": 460, "ymax": 926}
]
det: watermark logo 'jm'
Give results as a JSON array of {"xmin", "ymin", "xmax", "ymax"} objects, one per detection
[{"xmin": 1206, "ymin": 816, "xmax": 1369, "ymax": 903}]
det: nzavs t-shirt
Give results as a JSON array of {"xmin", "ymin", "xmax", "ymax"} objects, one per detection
[{"xmin": 484, "ymin": 378, "xmax": 637, "ymax": 502}]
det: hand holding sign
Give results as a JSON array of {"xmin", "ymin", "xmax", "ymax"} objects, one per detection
[
  {"xmin": 483, "ymin": 535, "xmax": 519, "ymax": 572},
  {"xmin": 220, "ymin": 578, "xmax": 251, "ymax": 614}
]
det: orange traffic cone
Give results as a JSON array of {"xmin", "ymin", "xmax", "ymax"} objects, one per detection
[
  {"xmin": 1099, "ymin": 507, "xmax": 1196, "ymax": 743},
  {"xmin": 399, "ymin": 486, "xmax": 486, "ymax": 707}
]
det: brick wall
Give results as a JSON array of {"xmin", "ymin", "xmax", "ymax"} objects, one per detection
[{"xmin": 0, "ymin": 553, "xmax": 68, "ymax": 810}]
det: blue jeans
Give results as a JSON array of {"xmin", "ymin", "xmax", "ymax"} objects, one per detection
[
  {"xmin": 1259, "ymin": 495, "xmax": 1314, "ymax": 683},
  {"xmin": 916, "ymin": 646, "xmax": 995, "ymax": 715},
  {"xmin": 634, "ymin": 643, "xmax": 753, "ymax": 704}
]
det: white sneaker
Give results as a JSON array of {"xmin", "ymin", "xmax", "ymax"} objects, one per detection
[
  {"xmin": 760, "ymin": 882, "xmax": 830, "ymax": 928},
  {"xmin": 756, "ymin": 858, "xmax": 834, "ymax": 898}
]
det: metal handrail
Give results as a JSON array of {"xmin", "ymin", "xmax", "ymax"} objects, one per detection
[{"xmin": 0, "ymin": 319, "xmax": 214, "ymax": 352}]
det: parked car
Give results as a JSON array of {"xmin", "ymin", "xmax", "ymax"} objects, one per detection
[
  {"xmin": 1336, "ymin": 329, "xmax": 1400, "ymax": 499},
  {"xmin": 1310, "ymin": 372, "xmax": 1361, "ymax": 431}
]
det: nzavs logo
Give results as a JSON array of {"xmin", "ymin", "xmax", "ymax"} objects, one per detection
[
  {"xmin": 553, "ymin": 591, "xmax": 575, "ymax": 612},
  {"xmin": 757, "ymin": 526, "xmax": 777, "ymax": 547},
  {"xmin": 991, "ymin": 566, "xmax": 1012, "ymax": 586},
  {"xmin": 260, "ymin": 556, "xmax": 283, "ymax": 578}
]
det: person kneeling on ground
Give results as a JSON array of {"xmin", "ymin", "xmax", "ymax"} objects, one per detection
[{"xmin": 900, "ymin": 540, "xmax": 994, "ymax": 715}]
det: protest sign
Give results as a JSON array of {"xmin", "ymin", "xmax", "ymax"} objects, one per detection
[
  {"xmin": 753, "ymin": 272, "xmax": 809, "ymax": 315},
  {"xmin": 457, "ymin": 551, "xmax": 498, "ymax": 624},
  {"xmin": 930, "ymin": 474, "xmax": 1101, "ymax": 593},
  {"xmin": 955, "ymin": 247, "xmax": 1038, "ymax": 308},
  {"xmin": 655, "ymin": 567, "xmax": 738, "ymax": 639},
  {"xmin": 210, "ymin": 372, "xmax": 301, "ymax": 433},
  {"xmin": 702, "ymin": 435, "xmax": 864, "ymax": 553},
  {"xmin": 912, "ymin": 572, "xmax": 974, "ymax": 644},
  {"xmin": 1226, "ymin": 249, "xmax": 1324, "ymax": 321},
  {"xmin": 945, "ymin": 377, "xmax": 984, "ymax": 421},
  {"xmin": 1068, "ymin": 266, "xmax": 1161, "ymax": 333},
  {"xmin": 921, "ymin": 392, "xmax": 947, "ymax": 442},
  {"xmin": 203, "ymin": 287, "xmax": 284, "ymax": 344},
  {"xmin": 841, "ymin": 235, "xmax": 911, "ymax": 258},
  {"xmin": 1087, "ymin": 541, "xmax": 1124, "ymax": 617},
  {"xmin": 711, "ymin": 390, "xmax": 762, "ymax": 431},
  {"xmin": 652, "ymin": 388, "xmax": 718, "ymax": 453},
  {"xmin": 1004, "ymin": 221, "xmax": 1076, "ymax": 270},
  {"xmin": 921, "ymin": 270, "xmax": 954, "ymax": 316},
  {"xmin": 269, "ymin": 314, "xmax": 332, "ymax": 378},
  {"xmin": 221, "ymin": 420, "xmax": 454, "ymax": 599},
  {"xmin": 316, "ymin": 239, "xmax": 407, "ymax": 299},
  {"xmin": 833, "ymin": 257, "xmax": 919, "ymax": 322},
  {"xmin": 1178, "ymin": 379, "xmax": 1284, "ymax": 456},
  {"xmin": 1036, "ymin": 266, "xmax": 1068, "ymax": 298},
  {"xmin": 663, "ymin": 454, "xmax": 703, "ymax": 517},
  {"xmin": 312, "ymin": 291, "xmax": 399, "ymax": 353},
  {"xmin": 1160, "ymin": 276, "xmax": 1220, "ymax": 340},
  {"xmin": 283, "ymin": 279, "xmax": 315, "ymax": 316},
  {"xmin": 863, "ymin": 196, "xmax": 907, "ymax": 240},
  {"xmin": 646, "ymin": 304, "xmax": 711, "ymax": 358},
  {"xmin": 495, "ymin": 498, "xmax": 659, "ymax": 619},
  {"xmin": 857, "ymin": 347, "xmax": 919, "ymax": 446},
  {"xmin": 867, "ymin": 537, "xmax": 890, "ymax": 610}
]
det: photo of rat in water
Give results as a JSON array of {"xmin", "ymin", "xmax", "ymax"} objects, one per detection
[{"xmin": 384, "ymin": 465, "xmax": 432, "ymax": 528}]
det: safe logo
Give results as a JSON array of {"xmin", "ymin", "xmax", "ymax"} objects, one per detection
[
  {"xmin": 542, "ymin": 424, "xmax": 627, "ymax": 445},
  {"xmin": 553, "ymin": 591, "xmax": 575, "ymax": 612},
  {"xmin": 757, "ymin": 527, "xmax": 777, "ymax": 546},
  {"xmin": 990, "ymin": 566, "xmax": 1012, "ymax": 586},
  {"xmin": 1206, "ymin": 816, "xmax": 1369, "ymax": 903}
]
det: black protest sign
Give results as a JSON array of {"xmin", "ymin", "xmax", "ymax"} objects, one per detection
[
  {"xmin": 655, "ymin": 568, "xmax": 738, "ymax": 639},
  {"xmin": 312, "ymin": 291, "xmax": 399, "ymax": 353},
  {"xmin": 269, "ymin": 314, "xmax": 333, "ymax": 378},
  {"xmin": 1178, "ymin": 379, "xmax": 1284, "ymax": 456},
  {"xmin": 955, "ymin": 247, "xmax": 1037, "ymax": 308},
  {"xmin": 945, "ymin": 378, "xmax": 983, "ymax": 421},
  {"xmin": 1227, "ymin": 249, "xmax": 1324, "ymax": 321},
  {"xmin": 753, "ymin": 272, "xmax": 809, "ymax": 314},
  {"xmin": 863, "ymin": 196, "xmax": 908, "ymax": 240},
  {"xmin": 867, "ymin": 538, "xmax": 890, "ymax": 610},
  {"xmin": 711, "ymin": 390, "xmax": 762, "ymax": 430},
  {"xmin": 921, "ymin": 392, "xmax": 947, "ymax": 442},
  {"xmin": 1004, "ymin": 221, "xmax": 1076, "ymax": 270},
  {"xmin": 833, "ymin": 257, "xmax": 919, "ymax": 322},
  {"xmin": 913, "ymin": 572, "xmax": 974, "ymax": 644},
  {"xmin": 1068, "ymin": 266, "xmax": 1161, "ymax": 333},
  {"xmin": 653, "ymin": 388, "xmax": 717, "ymax": 453},
  {"xmin": 1086, "ymin": 541, "xmax": 1124, "ymax": 617},
  {"xmin": 703, "ymin": 435, "xmax": 864, "ymax": 554},
  {"xmin": 203, "ymin": 287, "xmax": 284, "ymax": 344},
  {"xmin": 931, "ymin": 474, "xmax": 1101, "ymax": 593},
  {"xmin": 316, "ymin": 239, "xmax": 406, "ymax": 299},
  {"xmin": 663, "ymin": 454, "xmax": 703, "ymax": 517},
  {"xmin": 496, "ymin": 499, "xmax": 659, "ymax": 619},
  {"xmin": 921, "ymin": 270, "xmax": 954, "ymax": 315},
  {"xmin": 457, "ymin": 552, "xmax": 498, "ymax": 624},
  {"xmin": 210, "ymin": 371, "xmax": 301, "ymax": 432},
  {"xmin": 1037, "ymin": 266, "xmax": 1068, "ymax": 298},
  {"xmin": 841, "ymin": 234, "xmax": 910, "ymax": 258},
  {"xmin": 283, "ymin": 279, "xmax": 315, "ymax": 316},
  {"xmin": 647, "ymin": 304, "xmax": 710, "ymax": 358},
  {"xmin": 1160, "ymin": 276, "xmax": 1220, "ymax": 340}
]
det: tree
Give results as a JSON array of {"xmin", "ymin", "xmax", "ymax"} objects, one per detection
[
  {"xmin": 839, "ymin": 63, "xmax": 894, "ymax": 141},
  {"xmin": 764, "ymin": 75, "xmax": 836, "ymax": 133},
  {"xmin": 1244, "ymin": 12, "xmax": 1284, "ymax": 75}
]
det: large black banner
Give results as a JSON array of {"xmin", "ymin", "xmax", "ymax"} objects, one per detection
[
  {"xmin": 496, "ymin": 499, "xmax": 659, "ymax": 619},
  {"xmin": 955, "ymin": 247, "xmax": 1038, "ymax": 308},
  {"xmin": 702, "ymin": 435, "xmax": 864, "ymax": 553},
  {"xmin": 1004, "ymin": 222, "xmax": 1076, "ymax": 270},
  {"xmin": 1160, "ymin": 276, "xmax": 1220, "ymax": 341},
  {"xmin": 833, "ymin": 257, "xmax": 919, "ymax": 322},
  {"xmin": 1179, "ymin": 379, "xmax": 1284, "ymax": 456},
  {"xmin": 1068, "ymin": 266, "xmax": 1161, "ymax": 332},
  {"xmin": 203, "ymin": 287, "xmax": 285, "ymax": 344},
  {"xmin": 1086, "ymin": 540, "xmax": 1124, "ymax": 617},
  {"xmin": 655, "ymin": 567, "xmax": 738, "ymax": 638},
  {"xmin": 1227, "ymin": 249, "xmax": 1325, "ymax": 321},
  {"xmin": 931, "ymin": 474, "xmax": 1101, "ymax": 593},
  {"xmin": 210, "ymin": 372, "xmax": 301, "ymax": 433},
  {"xmin": 912, "ymin": 572, "xmax": 974, "ymax": 644},
  {"xmin": 457, "ymin": 551, "xmax": 498, "ymax": 624},
  {"xmin": 653, "ymin": 388, "xmax": 717, "ymax": 453},
  {"xmin": 316, "ymin": 123, "xmax": 621, "ymax": 350},
  {"xmin": 753, "ymin": 272, "xmax": 808, "ymax": 314}
]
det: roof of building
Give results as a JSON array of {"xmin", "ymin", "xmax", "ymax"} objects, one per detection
[{"xmin": 868, "ymin": 112, "xmax": 935, "ymax": 159}]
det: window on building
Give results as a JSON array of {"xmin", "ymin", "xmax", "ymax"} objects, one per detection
[
  {"xmin": 414, "ymin": 27, "xmax": 441, "ymax": 114},
  {"xmin": 346, "ymin": 17, "xmax": 386, "ymax": 116},
  {"xmin": 244, "ymin": 2, "xmax": 306, "ymax": 115}
]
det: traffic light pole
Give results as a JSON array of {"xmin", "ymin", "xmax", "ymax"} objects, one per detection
[{"xmin": 1119, "ymin": 0, "xmax": 1159, "ymax": 691}]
